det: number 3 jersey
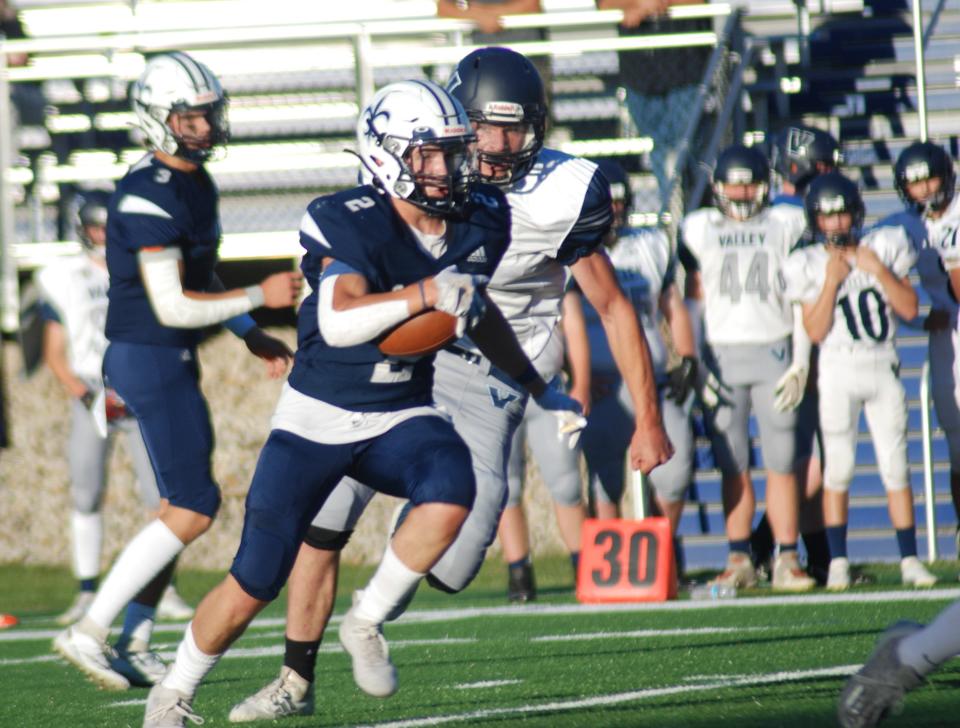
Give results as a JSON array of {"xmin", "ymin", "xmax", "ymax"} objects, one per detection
[
  {"xmin": 783, "ymin": 225, "xmax": 917, "ymax": 352},
  {"xmin": 680, "ymin": 205, "xmax": 806, "ymax": 346}
]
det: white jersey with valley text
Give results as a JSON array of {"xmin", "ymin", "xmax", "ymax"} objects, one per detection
[
  {"xmin": 584, "ymin": 227, "xmax": 673, "ymax": 377},
  {"xmin": 783, "ymin": 225, "xmax": 916, "ymax": 352},
  {"xmin": 681, "ymin": 204, "xmax": 806, "ymax": 345},
  {"xmin": 477, "ymin": 147, "xmax": 610, "ymax": 379},
  {"xmin": 35, "ymin": 253, "xmax": 109, "ymax": 385}
]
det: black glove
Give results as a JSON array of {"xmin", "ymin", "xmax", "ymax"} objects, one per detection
[{"xmin": 666, "ymin": 356, "xmax": 697, "ymax": 403}]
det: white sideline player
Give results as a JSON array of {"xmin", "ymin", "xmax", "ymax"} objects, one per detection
[
  {"xmin": 580, "ymin": 158, "xmax": 697, "ymax": 537},
  {"xmin": 36, "ymin": 192, "xmax": 193, "ymax": 628},
  {"xmin": 679, "ymin": 143, "xmax": 815, "ymax": 592},
  {"xmin": 225, "ymin": 47, "xmax": 671, "ymax": 722},
  {"xmin": 783, "ymin": 172, "xmax": 935, "ymax": 590},
  {"xmin": 883, "ymin": 140, "xmax": 960, "ymax": 550}
]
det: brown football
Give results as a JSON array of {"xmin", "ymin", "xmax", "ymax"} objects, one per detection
[{"xmin": 378, "ymin": 310, "xmax": 458, "ymax": 357}]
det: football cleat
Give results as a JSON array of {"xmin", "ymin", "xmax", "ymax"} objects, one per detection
[
  {"xmin": 837, "ymin": 621, "xmax": 924, "ymax": 728},
  {"xmin": 771, "ymin": 552, "xmax": 816, "ymax": 592},
  {"xmin": 827, "ymin": 557, "xmax": 851, "ymax": 591},
  {"xmin": 711, "ymin": 552, "xmax": 758, "ymax": 589},
  {"xmin": 228, "ymin": 666, "xmax": 314, "ymax": 722},
  {"xmin": 900, "ymin": 557, "xmax": 937, "ymax": 588},
  {"xmin": 144, "ymin": 683, "xmax": 203, "ymax": 727},
  {"xmin": 111, "ymin": 641, "xmax": 168, "ymax": 687},
  {"xmin": 53, "ymin": 626, "xmax": 130, "ymax": 691},
  {"xmin": 507, "ymin": 562, "xmax": 537, "ymax": 603},
  {"xmin": 339, "ymin": 606, "xmax": 398, "ymax": 697},
  {"xmin": 56, "ymin": 591, "xmax": 96, "ymax": 626},
  {"xmin": 157, "ymin": 586, "xmax": 195, "ymax": 621}
]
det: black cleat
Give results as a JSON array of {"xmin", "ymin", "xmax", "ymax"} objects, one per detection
[{"xmin": 507, "ymin": 563, "xmax": 536, "ymax": 603}]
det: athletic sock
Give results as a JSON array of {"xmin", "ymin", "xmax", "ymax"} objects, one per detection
[
  {"xmin": 161, "ymin": 622, "xmax": 221, "ymax": 700},
  {"xmin": 284, "ymin": 637, "xmax": 321, "ymax": 683},
  {"xmin": 802, "ymin": 529, "xmax": 830, "ymax": 570},
  {"xmin": 354, "ymin": 544, "xmax": 424, "ymax": 625},
  {"xmin": 728, "ymin": 539, "xmax": 750, "ymax": 556},
  {"xmin": 826, "ymin": 525, "xmax": 848, "ymax": 559},
  {"xmin": 118, "ymin": 602, "xmax": 156, "ymax": 650},
  {"xmin": 569, "ymin": 551, "xmax": 580, "ymax": 572},
  {"xmin": 896, "ymin": 527, "xmax": 918, "ymax": 559},
  {"xmin": 777, "ymin": 542, "xmax": 798, "ymax": 554},
  {"xmin": 71, "ymin": 511, "xmax": 103, "ymax": 582},
  {"xmin": 897, "ymin": 601, "xmax": 960, "ymax": 677},
  {"xmin": 85, "ymin": 519, "xmax": 184, "ymax": 631},
  {"xmin": 507, "ymin": 556, "xmax": 530, "ymax": 570},
  {"xmin": 79, "ymin": 579, "xmax": 98, "ymax": 592}
]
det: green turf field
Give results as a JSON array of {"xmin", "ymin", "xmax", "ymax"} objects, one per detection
[{"xmin": 3, "ymin": 559, "xmax": 960, "ymax": 727}]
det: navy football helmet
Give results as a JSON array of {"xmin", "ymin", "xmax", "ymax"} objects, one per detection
[
  {"xmin": 894, "ymin": 140, "xmax": 956, "ymax": 218},
  {"xmin": 76, "ymin": 189, "xmax": 110, "ymax": 251},
  {"xmin": 447, "ymin": 47, "xmax": 546, "ymax": 186},
  {"xmin": 804, "ymin": 172, "xmax": 864, "ymax": 247},
  {"xmin": 770, "ymin": 125, "xmax": 840, "ymax": 190},
  {"xmin": 593, "ymin": 158, "xmax": 631, "ymax": 233},
  {"xmin": 713, "ymin": 144, "xmax": 770, "ymax": 220}
]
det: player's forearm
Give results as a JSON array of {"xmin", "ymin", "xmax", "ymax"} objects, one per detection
[
  {"xmin": 803, "ymin": 288, "xmax": 839, "ymax": 343},
  {"xmin": 561, "ymin": 294, "xmax": 591, "ymax": 395},
  {"xmin": 471, "ymin": 301, "xmax": 547, "ymax": 398},
  {"xmin": 602, "ymin": 294, "xmax": 660, "ymax": 424},
  {"xmin": 662, "ymin": 286, "xmax": 695, "ymax": 357},
  {"xmin": 46, "ymin": 358, "xmax": 89, "ymax": 400}
]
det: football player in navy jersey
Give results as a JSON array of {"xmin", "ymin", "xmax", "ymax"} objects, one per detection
[
  {"xmin": 54, "ymin": 51, "xmax": 301, "ymax": 692},
  {"xmin": 228, "ymin": 48, "xmax": 671, "ymax": 724},
  {"xmin": 142, "ymin": 79, "xmax": 585, "ymax": 726}
]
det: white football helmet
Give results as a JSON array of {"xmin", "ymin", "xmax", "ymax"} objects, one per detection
[
  {"xmin": 356, "ymin": 80, "xmax": 477, "ymax": 218},
  {"xmin": 131, "ymin": 51, "xmax": 229, "ymax": 163}
]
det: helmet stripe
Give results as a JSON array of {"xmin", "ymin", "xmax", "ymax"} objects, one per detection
[
  {"xmin": 410, "ymin": 79, "xmax": 457, "ymax": 122},
  {"xmin": 168, "ymin": 51, "xmax": 209, "ymax": 95}
]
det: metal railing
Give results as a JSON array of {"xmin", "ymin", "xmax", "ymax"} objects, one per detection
[{"xmin": 919, "ymin": 361, "xmax": 939, "ymax": 563}]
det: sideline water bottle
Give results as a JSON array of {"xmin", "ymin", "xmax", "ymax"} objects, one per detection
[{"xmin": 688, "ymin": 583, "xmax": 737, "ymax": 601}]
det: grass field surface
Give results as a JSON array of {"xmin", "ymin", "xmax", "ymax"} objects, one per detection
[{"xmin": 3, "ymin": 559, "xmax": 960, "ymax": 727}]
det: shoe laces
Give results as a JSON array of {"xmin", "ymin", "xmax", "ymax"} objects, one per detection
[
  {"xmin": 355, "ymin": 622, "xmax": 390, "ymax": 663},
  {"xmin": 146, "ymin": 696, "xmax": 204, "ymax": 725}
]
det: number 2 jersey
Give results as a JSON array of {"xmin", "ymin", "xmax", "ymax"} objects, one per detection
[
  {"xmin": 680, "ymin": 205, "xmax": 806, "ymax": 346},
  {"xmin": 290, "ymin": 184, "xmax": 511, "ymax": 412},
  {"xmin": 783, "ymin": 225, "xmax": 916, "ymax": 353}
]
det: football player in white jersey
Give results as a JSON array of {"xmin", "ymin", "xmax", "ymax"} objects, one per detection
[
  {"xmin": 38, "ymin": 193, "xmax": 194, "ymax": 628},
  {"xmin": 750, "ymin": 125, "xmax": 841, "ymax": 583},
  {"xmin": 680, "ymin": 144, "xmax": 815, "ymax": 592},
  {"xmin": 226, "ymin": 48, "xmax": 672, "ymax": 721},
  {"xmin": 784, "ymin": 172, "xmax": 935, "ymax": 590},
  {"xmin": 580, "ymin": 159, "xmax": 696, "ymax": 540},
  {"xmin": 884, "ymin": 141, "xmax": 960, "ymax": 547}
]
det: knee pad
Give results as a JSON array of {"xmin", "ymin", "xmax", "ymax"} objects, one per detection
[
  {"xmin": 229, "ymin": 511, "xmax": 299, "ymax": 602},
  {"xmin": 426, "ymin": 572, "xmax": 461, "ymax": 594},
  {"xmin": 303, "ymin": 525, "xmax": 353, "ymax": 552}
]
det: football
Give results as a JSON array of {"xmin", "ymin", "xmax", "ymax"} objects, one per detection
[{"xmin": 378, "ymin": 310, "xmax": 458, "ymax": 357}]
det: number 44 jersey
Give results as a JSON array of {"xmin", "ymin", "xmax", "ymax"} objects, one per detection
[
  {"xmin": 681, "ymin": 205, "xmax": 806, "ymax": 346},
  {"xmin": 782, "ymin": 224, "xmax": 917, "ymax": 352}
]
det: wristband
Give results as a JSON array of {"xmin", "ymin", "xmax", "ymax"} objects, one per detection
[{"xmin": 245, "ymin": 284, "xmax": 266, "ymax": 309}]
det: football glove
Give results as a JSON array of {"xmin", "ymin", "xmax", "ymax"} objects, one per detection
[
  {"xmin": 698, "ymin": 369, "xmax": 727, "ymax": 411},
  {"xmin": 773, "ymin": 363, "xmax": 808, "ymax": 412},
  {"xmin": 433, "ymin": 268, "xmax": 489, "ymax": 337},
  {"xmin": 104, "ymin": 388, "xmax": 129, "ymax": 422},
  {"xmin": 666, "ymin": 356, "xmax": 697, "ymax": 403},
  {"xmin": 534, "ymin": 386, "xmax": 587, "ymax": 449}
]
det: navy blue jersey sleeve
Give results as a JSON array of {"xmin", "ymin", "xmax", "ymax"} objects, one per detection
[
  {"xmin": 677, "ymin": 238, "xmax": 699, "ymax": 273},
  {"xmin": 556, "ymin": 168, "xmax": 613, "ymax": 266},
  {"xmin": 38, "ymin": 301, "xmax": 60, "ymax": 323}
]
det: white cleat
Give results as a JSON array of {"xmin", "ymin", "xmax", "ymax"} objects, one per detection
[
  {"xmin": 144, "ymin": 683, "xmax": 204, "ymax": 727},
  {"xmin": 771, "ymin": 552, "xmax": 816, "ymax": 592},
  {"xmin": 157, "ymin": 586, "xmax": 195, "ymax": 621},
  {"xmin": 56, "ymin": 591, "xmax": 96, "ymax": 626},
  {"xmin": 53, "ymin": 626, "xmax": 130, "ymax": 691},
  {"xmin": 900, "ymin": 556, "xmax": 937, "ymax": 588},
  {"xmin": 228, "ymin": 666, "xmax": 314, "ymax": 722},
  {"xmin": 111, "ymin": 641, "xmax": 168, "ymax": 687},
  {"xmin": 827, "ymin": 557, "xmax": 851, "ymax": 591},
  {"xmin": 339, "ymin": 607, "xmax": 398, "ymax": 697}
]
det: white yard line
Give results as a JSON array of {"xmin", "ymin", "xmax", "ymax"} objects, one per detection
[
  {"xmin": 532, "ymin": 626, "xmax": 770, "ymax": 642},
  {"xmin": 356, "ymin": 665, "xmax": 860, "ymax": 728},
  {"xmin": 4, "ymin": 587, "xmax": 958, "ymax": 646},
  {"xmin": 453, "ymin": 679, "xmax": 522, "ymax": 690}
]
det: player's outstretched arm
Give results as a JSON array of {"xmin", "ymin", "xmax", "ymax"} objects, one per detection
[
  {"xmin": 571, "ymin": 249, "xmax": 672, "ymax": 473},
  {"xmin": 139, "ymin": 248, "xmax": 302, "ymax": 329}
]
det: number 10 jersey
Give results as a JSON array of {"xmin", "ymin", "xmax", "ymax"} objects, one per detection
[{"xmin": 783, "ymin": 225, "xmax": 916, "ymax": 352}]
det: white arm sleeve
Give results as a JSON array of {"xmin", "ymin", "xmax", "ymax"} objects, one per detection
[
  {"xmin": 139, "ymin": 248, "xmax": 265, "ymax": 328},
  {"xmin": 791, "ymin": 302, "xmax": 812, "ymax": 366},
  {"xmin": 318, "ymin": 273, "xmax": 411, "ymax": 347}
]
